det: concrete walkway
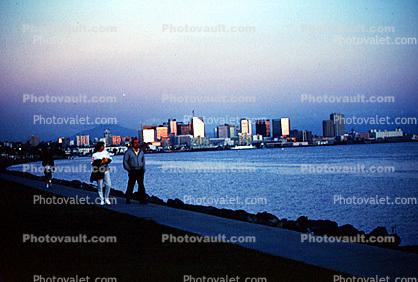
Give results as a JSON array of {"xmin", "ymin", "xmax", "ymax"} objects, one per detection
[{"xmin": 1, "ymin": 173, "xmax": 417, "ymax": 278}]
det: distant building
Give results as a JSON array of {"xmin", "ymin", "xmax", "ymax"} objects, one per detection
[
  {"xmin": 169, "ymin": 119, "xmax": 177, "ymax": 135},
  {"xmin": 238, "ymin": 133, "xmax": 252, "ymax": 145},
  {"xmin": 272, "ymin": 119, "xmax": 281, "ymax": 139},
  {"xmin": 272, "ymin": 118, "xmax": 291, "ymax": 138},
  {"xmin": 104, "ymin": 129, "xmax": 112, "ymax": 146},
  {"xmin": 330, "ymin": 113, "xmax": 345, "ymax": 136},
  {"xmin": 156, "ymin": 125, "xmax": 169, "ymax": 140},
  {"xmin": 122, "ymin": 136, "xmax": 131, "ymax": 145},
  {"xmin": 356, "ymin": 132, "xmax": 370, "ymax": 140},
  {"xmin": 112, "ymin": 135, "xmax": 121, "ymax": 146},
  {"xmin": 76, "ymin": 135, "xmax": 90, "ymax": 147},
  {"xmin": 252, "ymin": 134, "xmax": 263, "ymax": 142},
  {"xmin": 229, "ymin": 125, "xmax": 237, "ymax": 138},
  {"xmin": 174, "ymin": 135, "xmax": 193, "ymax": 147},
  {"xmin": 291, "ymin": 130, "xmax": 313, "ymax": 143},
  {"xmin": 142, "ymin": 126, "xmax": 156, "ymax": 143},
  {"xmin": 210, "ymin": 138, "xmax": 234, "ymax": 147},
  {"xmin": 240, "ymin": 118, "xmax": 252, "ymax": 136},
  {"xmin": 280, "ymin": 118, "xmax": 290, "ymax": 137},
  {"xmin": 177, "ymin": 122, "xmax": 191, "ymax": 135},
  {"xmin": 191, "ymin": 116, "xmax": 205, "ymax": 138},
  {"xmin": 370, "ymin": 128, "xmax": 403, "ymax": 139},
  {"xmin": 255, "ymin": 119, "xmax": 270, "ymax": 138},
  {"xmin": 217, "ymin": 124, "xmax": 236, "ymax": 138},
  {"xmin": 322, "ymin": 120, "xmax": 335, "ymax": 137}
]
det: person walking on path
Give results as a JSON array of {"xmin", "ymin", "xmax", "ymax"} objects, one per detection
[
  {"xmin": 123, "ymin": 137, "xmax": 147, "ymax": 204},
  {"xmin": 91, "ymin": 141, "xmax": 113, "ymax": 205},
  {"xmin": 41, "ymin": 148, "xmax": 55, "ymax": 189}
]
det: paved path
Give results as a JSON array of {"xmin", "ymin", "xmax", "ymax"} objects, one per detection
[{"xmin": 1, "ymin": 173, "xmax": 417, "ymax": 278}]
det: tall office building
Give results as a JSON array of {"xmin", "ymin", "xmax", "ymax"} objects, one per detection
[
  {"xmin": 76, "ymin": 135, "xmax": 90, "ymax": 147},
  {"xmin": 142, "ymin": 126, "xmax": 156, "ymax": 143},
  {"xmin": 272, "ymin": 118, "xmax": 291, "ymax": 138},
  {"xmin": 156, "ymin": 125, "xmax": 169, "ymax": 140},
  {"xmin": 217, "ymin": 124, "xmax": 233, "ymax": 138},
  {"xmin": 229, "ymin": 125, "xmax": 237, "ymax": 138},
  {"xmin": 240, "ymin": 118, "xmax": 252, "ymax": 136},
  {"xmin": 322, "ymin": 120, "xmax": 335, "ymax": 137},
  {"xmin": 112, "ymin": 136, "xmax": 121, "ymax": 146},
  {"xmin": 272, "ymin": 119, "xmax": 281, "ymax": 138},
  {"xmin": 191, "ymin": 116, "xmax": 205, "ymax": 138},
  {"xmin": 169, "ymin": 119, "xmax": 177, "ymax": 135},
  {"xmin": 280, "ymin": 118, "xmax": 290, "ymax": 137},
  {"xmin": 255, "ymin": 119, "xmax": 271, "ymax": 137},
  {"xmin": 177, "ymin": 122, "xmax": 191, "ymax": 135},
  {"xmin": 291, "ymin": 129, "xmax": 313, "ymax": 143},
  {"xmin": 330, "ymin": 113, "xmax": 345, "ymax": 136}
]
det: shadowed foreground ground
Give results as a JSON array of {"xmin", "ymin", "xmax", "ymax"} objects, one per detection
[{"xmin": 0, "ymin": 180, "xmax": 344, "ymax": 282}]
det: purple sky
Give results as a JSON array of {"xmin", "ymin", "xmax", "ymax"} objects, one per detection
[{"xmin": 1, "ymin": 0, "xmax": 417, "ymax": 141}]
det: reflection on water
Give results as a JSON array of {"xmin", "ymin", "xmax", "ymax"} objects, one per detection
[{"xmin": 10, "ymin": 142, "xmax": 418, "ymax": 245}]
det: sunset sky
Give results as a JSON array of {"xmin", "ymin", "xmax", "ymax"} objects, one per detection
[{"xmin": 1, "ymin": 0, "xmax": 417, "ymax": 140}]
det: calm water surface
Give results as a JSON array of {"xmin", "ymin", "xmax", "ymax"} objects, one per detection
[{"xmin": 11, "ymin": 143, "xmax": 418, "ymax": 245}]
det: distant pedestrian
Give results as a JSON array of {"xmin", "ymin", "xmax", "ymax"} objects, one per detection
[
  {"xmin": 123, "ymin": 138, "xmax": 147, "ymax": 204},
  {"xmin": 41, "ymin": 149, "xmax": 54, "ymax": 188},
  {"xmin": 91, "ymin": 142, "xmax": 113, "ymax": 205}
]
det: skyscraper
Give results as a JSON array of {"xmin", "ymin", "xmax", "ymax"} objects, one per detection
[
  {"xmin": 272, "ymin": 119, "xmax": 281, "ymax": 138},
  {"xmin": 273, "ymin": 118, "xmax": 291, "ymax": 138},
  {"xmin": 217, "ymin": 124, "xmax": 235, "ymax": 138},
  {"xmin": 76, "ymin": 135, "xmax": 90, "ymax": 147},
  {"xmin": 322, "ymin": 120, "xmax": 335, "ymax": 137},
  {"xmin": 280, "ymin": 118, "xmax": 290, "ymax": 137},
  {"xmin": 330, "ymin": 113, "xmax": 345, "ymax": 136},
  {"xmin": 229, "ymin": 125, "xmax": 237, "ymax": 138},
  {"xmin": 169, "ymin": 119, "xmax": 177, "ymax": 135},
  {"xmin": 255, "ymin": 119, "xmax": 270, "ymax": 137},
  {"xmin": 240, "ymin": 118, "xmax": 252, "ymax": 136},
  {"xmin": 156, "ymin": 125, "xmax": 169, "ymax": 140},
  {"xmin": 177, "ymin": 122, "xmax": 191, "ymax": 135},
  {"xmin": 142, "ymin": 125, "xmax": 156, "ymax": 143},
  {"xmin": 191, "ymin": 116, "xmax": 205, "ymax": 138},
  {"xmin": 112, "ymin": 136, "xmax": 121, "ymax": 146}
]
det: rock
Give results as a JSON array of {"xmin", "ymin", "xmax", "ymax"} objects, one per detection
[
  {"xmin": 282, "ymin": 220, "xmax": 299, "ymax": 231},
  {"xmin": 148, "ymin": 196, "xmax": 165, "ymax": 205},
  {"xmin": 311, "ymin": 219, "xmax": 339, "ymax": 236},
  {"xmin": 339, "ymin": 224, "xmax": 360, "ymax": 236},
  {"xmin": 167, "ymin": 198, "xmax": 184, "ymax": 208},
  {"xmin": 368, "ymin": 226, "xmax": 389, "ymax": 237},
  {"xmin": 256, "ymin": 212, "xmax": 279, "ymax": 226},
  {"xmin": 367, "ymin": 226, "xmax": 401, "ymax": 248}
]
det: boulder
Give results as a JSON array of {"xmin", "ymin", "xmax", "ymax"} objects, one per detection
[
  {"xmin": 311, "ymin": 219, "xmax": 339, "ymax": 236},
  {"xmin": 256, "ymin": 212, "xmax": 280, "ymax": 226},
  {"xmin": 339, "ymin": 224, "xmax": 361, "ymax": 236},
  {"xmin": 167, "ymin": 198, "xmax": 185, "ymax": 208}
]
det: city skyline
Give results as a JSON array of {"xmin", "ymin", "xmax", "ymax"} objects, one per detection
[{"xmin": 5, "ymin": 110, "xmax": 413, "ymax": 145}]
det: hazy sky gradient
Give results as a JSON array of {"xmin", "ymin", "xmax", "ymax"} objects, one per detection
[{"xmin": 1, "ymin": 0, "xmax": 417, "ymax": 140}]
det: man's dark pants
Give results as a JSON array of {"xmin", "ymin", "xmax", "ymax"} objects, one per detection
[{"xmin": 126, "ymin": 169, "xmax": 146, "ymax": 203}]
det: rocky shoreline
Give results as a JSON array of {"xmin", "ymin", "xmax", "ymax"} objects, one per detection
[{"xmin": 6, "ymin": 170, "xmax": 413, "ymax": 251}]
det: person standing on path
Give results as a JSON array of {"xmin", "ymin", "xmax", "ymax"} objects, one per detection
[{"xmin": 123, "ymin": 137, "xmax": 147, "ymax": 204}]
